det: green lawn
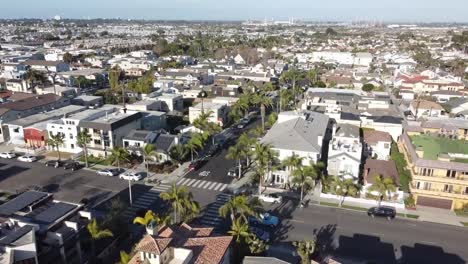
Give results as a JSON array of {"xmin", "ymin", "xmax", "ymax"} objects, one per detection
[
  {"xmin": 461, "ymin": 222, "xmax": 468, "ymax": 227},
  {"xmin": 410, "ymin": 135, "xmax": 468, "ymax": 160}
]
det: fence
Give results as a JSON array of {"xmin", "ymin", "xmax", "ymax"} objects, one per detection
[{"xmin": 320, "ymin": 192, "xmax": 405, "ymax": 209}]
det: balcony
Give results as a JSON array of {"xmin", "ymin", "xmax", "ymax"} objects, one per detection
[
  {"xmin": 410, "ymin": 185, "xmax": 468, "ymax": 199},
  {"xmin": 412, "ymin": 175, "xmax": 468, "ymax": 185}
]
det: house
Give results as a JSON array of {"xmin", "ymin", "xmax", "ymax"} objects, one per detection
[
  {"xmin": 23, "ymin": 60, "xmax": 70, "ymax": 73},
  {"xmin": 243, "ymin": 256, "xmax": 291, "ymax": 264},
  {"xmin": 126, "ymin": 100, "xmax": 164, "ymax": 112},
  {"xmin": 211, "ymin": 96, "xmax": 239, "ymax": 107},
  {"xmin": 35, "ymin": 86, "xmax": 77, "ymax": 97},
  {"xmin": 148, "ymin": 93, "xmax": 184, "ymax": 112},
  {"xmin": 78, "ymin": 110, "xmax": 143, "ymax": 156},
  {"xmin": 399, "ymin": 89, "xmax": 415, "ymax": 100},
  {"xmin": 128, "ymin": 223, "xmax": 232, "ymax": 264},
  {"xmin": 5, "ymin": 79, "xmax": 31, "ymax": 92},
  {"xmin": 211, "ymin": 84, "xmax": 243, "ymax": 97},
  {"xmin": 327, "ymin": 124, "xmax": 362, "ymax": 181},
  {"xmin": 189, "ymin": 102, "xmax": 229, "ymax": 127},
  {"xmin": 0, "ymin": 191, "xmax": 88, "ymax": 264},
  {"xmin": 123, "ymin": 130, "xmax": 159, "ymax": 154},
  {"xmin": 363, "ymin": 130, "xmax": 392, "ymax": 160},
  {"xmin": 360, "ymin": 115, "xmax": 403, "ymax": 141},
  {"xmin": 234, "ymin": 54, "xmax": 246, "ymax": 64},
  {"xmin": 141, "ymin": 111, "xmax": 168, "ymax": 131},
  {"xmin": 363, "ymin": 159, "xmax": 404, "ymax": 202},
  {"xmin": 401, "ymin": 133, "xmax": 468, "ymax": 210},
  {"xmin": 430, "ymin": 91, "xmax": 463, "ymax": 103},
  {"xmin": 409, "ymin": 100, "xmax": 445, "ymax": 119},
  {"xmin": 71, "ymin": 95, "xmax": 104, "ymax": 108},
  {"xmin": 261, "ymin": 111, "xmax": 330, "ymax": 186}
]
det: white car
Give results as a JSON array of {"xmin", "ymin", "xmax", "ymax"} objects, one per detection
[
  {"xmin": 258, "ymin": 194, "xmax": 282, "ymax": 204},
  {"xmin": 119, "ymin": 171, "xmax": 144, "ymax": 181},
  {"xmin": 0, "ymin": 152, "xmax": 16, "ymax": 159},
  {"xmin": 17, "ymin": 155, "xmax": 37, "ymax": 162}
]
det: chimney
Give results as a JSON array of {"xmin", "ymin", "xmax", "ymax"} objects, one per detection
[{"xmin": 146, "ymin": 220, "xmax": 158, "ymax": 236}]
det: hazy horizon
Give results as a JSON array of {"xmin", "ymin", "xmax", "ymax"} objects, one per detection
[{"xmin": 2, "ymin": 0, "xmax": 468, "ymax": 23}]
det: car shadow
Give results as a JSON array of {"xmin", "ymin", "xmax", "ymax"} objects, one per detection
[{"xmin": 0, "ymin": 166, "xmax": 29, "ymax": 182}]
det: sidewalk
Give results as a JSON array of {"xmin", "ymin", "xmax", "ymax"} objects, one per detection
[{"xmin": 146, "ymin": 162, "xmax": 190, "ymax": 185}]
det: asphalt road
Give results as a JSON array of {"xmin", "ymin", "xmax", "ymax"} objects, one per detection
[
  {"xmin": 0, "ymin": 158, "xmax": 128, "ymax": 206},
  {"xmin": 267, "ymin": 199, "xmax": 468, "ymax": 264}
]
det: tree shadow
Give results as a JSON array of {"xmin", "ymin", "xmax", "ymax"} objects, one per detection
[
  {"xmin": 0, "ymin": 166, "xmax": 29, "ymax": 182},
  {"xmin": 335, "ymin": 233, "xmax": 396, "ymax": 264},
  {"xmin": 313, "ymin": 224, "xmax": 337, "ymax": 259},
  {"xmin": 272, "ymin": 220, "xmax": 293, "ymax": 242},
  {"xmin": 399, "ymin": 243, "xmax": 465, "ymax": 264}
]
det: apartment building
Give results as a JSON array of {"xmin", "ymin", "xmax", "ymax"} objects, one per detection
[
  {"xmin": 401, "ymin": 133, "xmax": 468, "ymax": 210},
  {"xmin": 79, "ymin": 110, "xmax": 143, "ymax": 156}
]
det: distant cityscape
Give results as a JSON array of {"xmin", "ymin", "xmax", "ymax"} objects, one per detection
[{"xmin": 0, "ymin": 14, "xmax": 467, "ymax": 264}]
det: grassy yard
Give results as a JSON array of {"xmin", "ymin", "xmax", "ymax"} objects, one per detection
[
  {"xmin": 342, "ymin": 205, "xmax": 369, "ymax": 212},
  {"xmin": 320, "ymin": 201, "xmax": 339, "ymax": 207},
  {"xmin": 410, "ymin": 135, "xmax": 468, "ymax": 160},
  {"xmin": 461, "ymin": 222, "xmax": 468, "ymax": 227}
]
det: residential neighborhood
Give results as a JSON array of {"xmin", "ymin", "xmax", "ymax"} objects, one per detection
[{"xmin": 0, "ymin": 7, "xmax": 468, "ymax": 264}]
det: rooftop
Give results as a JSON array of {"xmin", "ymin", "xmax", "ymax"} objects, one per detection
[
  {"xmin": 410, "ymin": 135, "xmax": 468, "ymax": 160},
  {"xmin": 7, "ymin": 105, "xmax": 86, "ymax": 127}
]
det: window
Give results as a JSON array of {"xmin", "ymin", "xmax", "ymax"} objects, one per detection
[
  {"xmin": 69, "ymin": 134, "xmax": 73, "ymax": 139},
  {"xmin": 384, "ymin": 143, "xmax": 390, "ymax": 149},
  {"xmin": 423, "ymin": 182, "xmax": 431, "ymax": 190},
  {"xmin": 444, "ymin": 184, "xmax": 453, "ymax": 193},
  {"xmin": 71, "ymin": 144, "xmax": 75, "ymax": 149},
  {"xmin": 465, "ymin": 187, "xmax": 468, "ymax": 194},
  {"xmin": 94, "ymin": 139, "xmax": 101, "ymax": 145},
  {"xmin": 13, "ymin": 127, "xmax": 20, "ymax": 133},
  {"xmin": 446, "ymin": 170, "xmax": 456, "ymax": 178}
]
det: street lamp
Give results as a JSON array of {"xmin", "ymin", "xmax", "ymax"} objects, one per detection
[{"xmin": 197, "ymin": 90, "xmax": 208, "ymax": 113}]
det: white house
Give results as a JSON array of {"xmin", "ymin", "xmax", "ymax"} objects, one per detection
[
  {"xmin": 363, "ymin": 129, "xmax": 392, "ymax": 160},
  {"xmin": 327, "ymin": 124, "xmax": 362, "ymax": 180},
  {"xmin": 409, "ymin": 100, "xmax": 445, "ymax": 119},
  {"xmin": 261, "ymin": 111, "xmax": 330, "ymax": 186},
  {"xmin": 189, "ymin": 102, "xmax": 229, "ymax": 127}
]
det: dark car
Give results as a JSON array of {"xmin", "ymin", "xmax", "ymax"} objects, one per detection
[
  {"xmin": 367, "ymin": 206, "xmax": 396, "ymax": 219},
  {"xmin": 45, "ymin": 160, "xmax": 63, "ymax": 168},
  {"xmin": 64, "ymin": 161, "xmax": 82, "ymax": 171},
  {"xmin": 206, "ymin": 143, "xmax": 221, "ymax": 157},
  {"xmin": 250, "ymin": 226, "xmax": 270, "ymax": 241}
]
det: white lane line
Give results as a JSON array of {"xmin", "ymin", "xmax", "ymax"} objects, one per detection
[
  {"xmin": 185, "ymin": 179, "xmax": 197, "ymax": 186},
  {"xmin": 207, "ymin": 182, "xmax": 217, "ymax": 189},
  {"xmin": 219, "ymin": 184, "xmax": 227, "ymax": 192}
]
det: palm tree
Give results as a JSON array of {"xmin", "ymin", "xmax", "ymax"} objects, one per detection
[
  {"xmin": 109, "ymin": 147, "xmax": 130, "ymax": 170},
  {"xmin": 133, "ymin": 210, "xmax": 170, "ymax": 227},
  {"xmin": 48, "ymin": 133, "xmax": 65, "ymax": 160},
  {"xmin": 331, "ymin": 176, "xmax": 361, "ymax": 207},
  {"xmin": 247, "ymin": 236, "xmax": 269, "ymax": 255},
  {"xmin": 252, "ymin": 92, "xmax": 273, "ymax": 131},
  {"xmin": 368, "ymin": 175, "xmax": 397, "ymax": 206},
  {"xmin": 238, "ymin": 133, "xmax": 255, "ymax": 165},
  {"xmin": 282, "ymin": 153, "xmax": 304, "ymax": 188},
  {"xmin": 119, "ymin": 251, "xmax": 130, "ymax": 264},
  {"xmin": 252, "ymin": 143, "xmax": 277, "ymax": 195},
  {"xmin": 292, "ymin": 165, "xmax": 315, "ymax": 203},
  {"xmin": 77, "ymin": 131, "xmax": 92, "ymax": 167},
  {"xmin": 228, "ymin": 217, "xmax": 254, "ymax": 243},
  {"xmin": 142, "ymin": 144, "xmax": 158, "ymax": 176},
  {"xmin": 87, "ymin": 218, "xmax": 113, "ymax": 263},
  {"xmin": 169, "ymin": 144, "xmax": 188, "ymax": 165},
  {"xmin": 160, "ymin": 184, "xmax": 199, "ymax": 224},
  {"xmin": 186, "ymin": 133, "xmax": 205, "ymax": 162},
  {"xmin": 226, "ymin": 144, "xmax": 244, "ymax": 178},
  {"xmin": 219, "ymin": 195, "xmax": 262, "ymax": 222},
  {"xmin": 293, "ymin": 240, "xmax": 316, "ymax": 264}
]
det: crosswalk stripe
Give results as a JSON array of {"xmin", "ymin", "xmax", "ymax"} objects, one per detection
[
  {"xmin": 194, "ymin": 180, "xmax": 205, "ymax": 188},
  {"xmin": 177, "ymin": 178, "xmax": 186, "ymax": 185},
  {"xmin": 186, "ymin": 179, "xmax": 197, "ymax": 186},
  {"xmin": 134, "ymin": 200, "xmax": 152, "ymax": 205},
  {"xmin": 219, "ymin": 184, "xmax": 227, "ymax": 192},
  {"xmin": 207, "ymin": 182, "xmax": 217, "ymax": 189},
  {"xmin": 200, "ymin": 181, "xmax": 210, "ymax": 189},
  {"xmin": 213, "ymin": 183, "xmax": 223, "ymax": 191}
]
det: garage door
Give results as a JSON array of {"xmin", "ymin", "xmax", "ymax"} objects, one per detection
[{"xmin": 417, "ymin": 196, "xmax": 452, "ymax": 209}]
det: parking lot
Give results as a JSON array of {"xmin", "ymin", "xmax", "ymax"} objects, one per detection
[{"xmin": 0, "ymin": 158, "xmax": 128, "ymax": 206}]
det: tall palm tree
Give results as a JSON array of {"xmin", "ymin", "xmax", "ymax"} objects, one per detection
[
  {"xmin": 87, "ymin": 218, "xmax": 113, "ymax": 263},
  {"xmin": 253, "ymin": 92, "xmax": 273, "ymax": 131},
  {"xmin": 331, "ymin": 176, "xmax": 361, "ymax": 207},
  {"xmin": 186, "ymin": 133, "xmax": 205, "ymax": 162},
  {"xmin": 253, "ymin": 143, "xmax": 277, "ymax": 195},
  {"xmin": 368, "ymin": 175, "xmax": 397, "ymax": 206},
  {"xmin": 160, "ymin": 184, "xmax": 199, "ymax": 224},
  {"xmin": 133, "ymin": 210, "xmax": 170, "ymax": 227},
  {"xmin": 142, "ymin": 144, "xmax": 158, "ymax": 176},
  {"xmin": 228, "ymin": 217, "xmax": 254, "ymax": 244},
  {"xmin": 169, "ymin": 144, "xmax": 188, "ymax": 165},
  {"xmin": 219, "ymin": 195, "xmax": 262, "ymax": 222},
  {"xmin": 293, "ymin": 240, "xmax": 316, "ymax": 264},
  {"xmin": 283, "ymin": 153, "xmax": 304, "ymax": 187},
  {"xmin": 226, "ymin": 144, "xmax": 244, "ymax": 178},
  {"xmin": 292, "ymin": 165, "xmax": 315, "ymax": 203},
  {"xmin": 109, "ymin": 147, "xmax": 130, "ymax": 170},
  {"xmin": 77, "ymin": 131, "xmax": 92, "ymax": 167},
  {"xmin": 238, "ymin": 133, "xmax": 255, "ymax": 165},
  {"xmin": 48, "ymin": 133, "xmax": 65, "ymax": 160}
]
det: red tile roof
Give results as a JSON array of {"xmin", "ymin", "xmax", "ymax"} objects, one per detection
[
  {"xmin": 364, "ymin": 159, "xmax": 400, "ymax": 186},
  {"xmin": 183, "ymin": 236, "xmax": 233, "ymax": 264},
  {"xmin": 135, "ymin": 235, "xmax": 172, "ymax": 255},
  {"xmin": 363, "ymin": 130, "xmax": 392, "ymax": 145}
]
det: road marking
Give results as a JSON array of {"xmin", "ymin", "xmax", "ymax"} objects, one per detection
[
  {"xmin": 185, "ymin": 179, "xmax": 197, "ymax": 186},
  {"xmin": 211, "ymin": 182, "xmax": 221, "ymax": 191},
  {"xmin": 219, "ymin": 184, "xmax": 227, "ymax": 192},
  {"xmin": 193, "ymin": 180, "xmax": 205, "ymax": 188},
  {"xmin": 177, "ymin": 178, "xmax": 187, "ymax": 185},
  {"xmin": 207, "ymin": 182, "xmax": 217, "ymax": 189},
  {"xmin": 289, "ymin": 219, "xmax": 305, "ymax": 224},
  {"xmin": 200, "ymin": 181, "xmax": 211, "ymax": 189}
]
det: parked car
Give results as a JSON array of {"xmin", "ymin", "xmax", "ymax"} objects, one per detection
[
  {"xmin": 17, "ymin": 155, "xmax": 37, "ymax": 162},
  {"xmin": 227, "ymin": 166, "xmax": 239, "ymax": 177},
  {"xmin": 119, "ymin": 171, "xmax": 144, "ymax": 181},
  {"xmin": 249, "ymin": 212, "xmax": 280, "ymax": 227},
  {"xmin": 250, "ymin": 226, "xmax": 270, "ymax": 241},
  {"xmin": 45, "ymin": 160, "xmax": 63, "ymax": 168},
  {"xmin": 64, "ymin": 161, "xmax": 82, "ymax": 171},
  {"xmin": 0, "ymin": 152, "xmax": 16, "ymax": 159},
  {"xmin": 258, "ymin": 194, "xmax": 282, "ymax": 203},
  {"xmin": 367, "ymin": 206, "xmax": 396, "ymax": 219},
  {"xmin": 237, "ymin": 118, "xmax": 250, "ymax": 129},
  {"xmin": 96, "ymin": 168, "xmax": 122, "ymax": 177}
]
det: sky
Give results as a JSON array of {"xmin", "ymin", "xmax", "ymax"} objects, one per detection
[{"xmin": 2, "ymin": 0, "xmax": 468, "ymax": 22}]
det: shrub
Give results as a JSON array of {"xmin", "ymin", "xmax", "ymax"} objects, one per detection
[{"xmin": 404, "ymin": 195, "xmax": 416, "ymax": 208}]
